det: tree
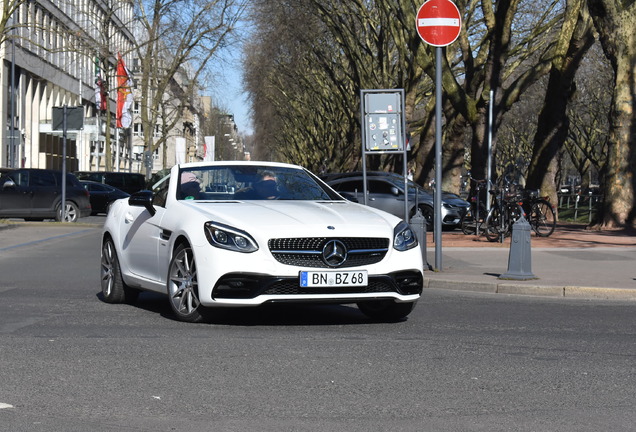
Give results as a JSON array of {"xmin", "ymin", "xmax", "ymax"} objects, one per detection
[
  {"xmin": 525, "ymin": 0, "xmax": 595, "ymax": 208},
  {"xmin": 564, "ymin": 42, "xmax": 612, "ymax": 193},
  {"xmin": 0, "ymin": 0, "xmax": 26, "ymax": 46},
  {"xmin": 587, "ymin": 0, "xmax": 636, "ymax": 228},
  {"xmin": 132, "ymin": 0, "xmax": 243, "ymax": 175}
]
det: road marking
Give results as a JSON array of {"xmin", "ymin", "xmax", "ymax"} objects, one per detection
[
  {"xmin": 0, "ymin": 402, "xmax": 14, "ymax": 409},
  {"xmin": 0, "ymin": 229, "xmax": 94, "ymax": 252}
]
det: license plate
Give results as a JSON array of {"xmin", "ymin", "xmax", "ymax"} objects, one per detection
[{"xmin": 299, "ymin": 270, "xmax": 368, "ymax": 287}]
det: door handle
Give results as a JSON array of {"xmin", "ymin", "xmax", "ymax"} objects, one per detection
[{"xmin": 125, "ymin": 213, "xmax": 134, "ymax": 223}]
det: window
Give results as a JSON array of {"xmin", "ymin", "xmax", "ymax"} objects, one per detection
[
  {"xmin": 369, "ymin": 180, "xmax": 398, "ymax": 195},
  {"xmin": 333, "ymin": 180, "xmax": 363, "ymax": 193},
  {"xmin": 133, "ymin": 123, "xmax": 143, "ymax": 137},
  {"xmin": 31, "ymin": 170, "xmax": 56, "ymax": 187}
]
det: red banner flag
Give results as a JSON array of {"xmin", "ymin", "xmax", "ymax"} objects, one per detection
[{"xmin": 116, "ymin": 54, "xmax": 133, "ymax": 128}]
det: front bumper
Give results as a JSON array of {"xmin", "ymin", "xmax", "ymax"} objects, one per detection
[{"xmin": 205, "ymin": 269, "xmax": 423, "ymax": 306}]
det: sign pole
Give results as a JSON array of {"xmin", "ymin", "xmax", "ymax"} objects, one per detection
[
  {"xmin": 52, "ymin": 106, "xmax": 84, "ymax": 222},
  {"xmin": 61, "ymin": 106, "xmax": 68, "ymax": 222},
  {"xmin": 434, "ymin": 48, "xmax": 443, "ymax": 270},
  {"xmin": 416, "ymin": 0, "xmax": 461, "ymax": 271}
]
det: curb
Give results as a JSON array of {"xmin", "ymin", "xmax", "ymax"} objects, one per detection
[{"xmin": 424, "ymin": 278, "xmax": 636, "ymax": 301}]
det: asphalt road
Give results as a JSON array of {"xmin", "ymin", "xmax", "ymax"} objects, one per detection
[{"xmin": 1, "ymin": 225, "xmax": 636, "ymax": 431}]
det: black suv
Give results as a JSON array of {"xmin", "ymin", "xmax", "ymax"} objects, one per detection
[
  {"xmin": 0, "ymin": 169, "xmax": 92, "ymax": 222},
  {"xmin": 74, "ymin": 171, "xmax": 146, "ymax": 194}
]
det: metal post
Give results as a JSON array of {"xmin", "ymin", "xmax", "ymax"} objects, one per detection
[
  {"xmin": 486, "ymin": 89, "xmax": 493, "ymax": 212},
  {"xmin": 61, "ymin": 106, "xmax": 68, "ymax": 222},
  {"xmin": 9, "ymin": 33, "xmax": 16, "ymax": 167},
  {"xmin": 115, "ymin": 127, "xmax": 120, "ymax": 171},
  {"xmin": 434, "ymin": 47, "xmax": 443, "ymax": 270}
]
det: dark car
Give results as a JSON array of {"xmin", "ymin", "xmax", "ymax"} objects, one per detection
[
  {"xmin": 324, "ymin": 171, "xmax": 470, "ymax": 229},
  {"xmin": 80, "ymin": 180, "xmax": 130, "ymax": 215},
  {"xmin": 74, "ymin": 171, "xmax": 147, "ymax": 194},
  {"xmin": 0, "ymin": 169, "xmax": 91, "ymax": 222}
]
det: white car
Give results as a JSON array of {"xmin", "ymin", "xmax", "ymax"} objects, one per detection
[{"xmin": 100, "ymin": 161, "xmax": 424, "ymax": 323}]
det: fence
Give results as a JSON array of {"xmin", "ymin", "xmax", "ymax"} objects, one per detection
[{"xmin": 557, "ymin": 193, "xmax": 603, "ymax": 223}]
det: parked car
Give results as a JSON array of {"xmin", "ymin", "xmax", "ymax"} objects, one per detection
[
  {"xmin": 323, "ymin": 171, "xmax": 470, "ymax": 229},
  {"xmin": 74, "ymin": 171, "xmax": 146, "ymax": 194},
  {"xmin": 80, "ymin": 180, "xmax": 130, "ymax": 215},
  {"xmin": 100, "ymin": 161, "xmax": 424, "ymax": 323},
  {"xmin": 0, "ymin": 168, "xmax": 91, "ymax": 222}
]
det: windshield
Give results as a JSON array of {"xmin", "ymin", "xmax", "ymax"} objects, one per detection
[{"xmin": 176, "ymin": 165, "xmax": 342, "ymax": 201}]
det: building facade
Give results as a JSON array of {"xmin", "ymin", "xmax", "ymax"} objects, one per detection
[{"xmin": 1, "ymin": 0, "xmax": 206, "ymax": 175}]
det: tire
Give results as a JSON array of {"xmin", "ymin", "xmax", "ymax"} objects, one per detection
[
  {"xmin": 101, "ymin": 238, "xmax": 139, "ymax": 304},
  {"xmin": 460, "ymin": 213, "xmax": 475, "ymax": 235},
  {"xmin": 357, "ymin": 300, "xmax": 415, "ymax": 322},
  {"xmin": 485, "ymin": 206, "xmax": 508, "ymax": 242},
  {"xmin": 167, "ymin": 243, "xmax": 209, "ymax": 323},
  {"xmin": 529, "ymin": 199, "xmax": 556, "ymax": 237},
  {"xmin": 56, "ymin": 201, "xmax": 80, "ymax": 223}
]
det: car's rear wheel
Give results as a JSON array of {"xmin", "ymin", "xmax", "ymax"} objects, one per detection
[
  {"xmin": 167, "ymin": 243, "xmax": 209, "ymax": 323},
  {"xmin": 357, "ymin": 300, "xmax": 415, "ymax": 322},
  {"xmin": 101, "ymin": 238, "xmax": 139, "ymax": 304},
  {"xmin": 56, "ymin": 201, "xmax": 79, "ymax": 222}
]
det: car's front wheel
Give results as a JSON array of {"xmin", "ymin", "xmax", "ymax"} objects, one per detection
[
  {"xmin": 357, "ymin": 300, "xmax": 415, "ymax": 322},
  {"xmin": 56, "ymin": 201, "xmax": 79, "ymax": 222},
  {"xmin": 101, "ymin": 238, "xmax": 139, "ymax": 304},
  {"xmin": 167, "ymin": 243, "xmax": 209, "ymax": 323}
]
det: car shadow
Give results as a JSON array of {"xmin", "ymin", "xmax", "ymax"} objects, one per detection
[{"xmin": 96, "ymin": 291, "xmax": 388, "ymax": 326}]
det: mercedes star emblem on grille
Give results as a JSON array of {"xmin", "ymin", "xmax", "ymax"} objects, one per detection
[{"xmin": 322, "ymin": 240, "xmax": 348, "ymax": 267}]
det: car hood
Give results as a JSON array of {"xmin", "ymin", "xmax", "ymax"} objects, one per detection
[
  {"xmin": 441, "ymin": 193, "xmax": 470, "ymax": 207},
  {"xmin": 181, "ymin": 200, "xmax": 399, "ymax": 238}
]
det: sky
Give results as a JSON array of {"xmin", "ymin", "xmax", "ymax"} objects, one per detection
[
  {"xmin": 209, "ymin": 26, "xmax": 253, "ymax": 136},
  {"xmin": 214, "ymin": 62, "xmax": 253, "ymax": 136}
]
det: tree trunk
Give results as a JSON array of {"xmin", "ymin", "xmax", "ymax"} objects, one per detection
[
  {"xmin": 587, "ymin": 0, "xmax": 636, "ymax": 228},
  {"xmin": 526, "ymin": 0, "xmax": 594, "ymax": 209}
]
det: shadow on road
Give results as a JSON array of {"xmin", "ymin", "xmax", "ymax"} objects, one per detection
[{"xmin": 96, "ymin": 291, "xmax": 396, "ymax": 326}]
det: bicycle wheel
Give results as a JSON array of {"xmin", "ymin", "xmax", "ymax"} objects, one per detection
[
  {"xmin": 529, "ymin": 199, "xmax": 556, "ymax": 237},
  {"xmin": 461, "ymin": 211, "xmax": 476, "ymax": 235},
  {"xmin": 485, "ymin": 206, "xmax": 508, "ymax": 242}
]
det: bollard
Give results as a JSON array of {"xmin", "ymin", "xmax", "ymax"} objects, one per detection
[
  {"xmin": 410, "ymin": 208, "xmax": 428, "ymax": 271},
  {"xmin": 499, "ymin": 215, "xmax": 536, "ymax": 280}
]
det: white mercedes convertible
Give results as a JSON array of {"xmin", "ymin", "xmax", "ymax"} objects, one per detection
[{"xmin": 100, "ymin": 161, "xmax": 424, "ymax": 322}]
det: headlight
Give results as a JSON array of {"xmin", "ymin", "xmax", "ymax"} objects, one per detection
[
  {"xmin": 393, "ymin": 221, "xmax": 418, "ymax": 251},
  {"xmin": 204, "ymin": 222, "xmax": 259, "ymax": 253}
]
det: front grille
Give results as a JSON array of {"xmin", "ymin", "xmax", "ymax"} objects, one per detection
[
  {"xmin": 268, "ymin": 237, "xmax": 389, "ymax": 268},
  {"xmin": 262, "ymin": 278, "xmax": 394, "ymax": 295}
]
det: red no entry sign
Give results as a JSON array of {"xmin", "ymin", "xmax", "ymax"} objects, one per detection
[{"xmin": 416, "ymin": 0, "xmax": 461, "ymax": 47}]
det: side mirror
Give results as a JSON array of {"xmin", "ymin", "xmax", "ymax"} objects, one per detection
[
  {"xmin": 2, "ymin": 179, "xmax": 16, "ymax": 190},
  {"xmin": 128, "ymin": 190, "xmax": 156, "ymax": 216}
]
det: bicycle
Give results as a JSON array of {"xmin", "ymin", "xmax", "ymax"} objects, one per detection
[
  {"xmin": 484, "ymin": 181, "xmax": 525, "ymax": 243},
  {"xmin": 460, "ymin": 178, "xmax": 489, "ymax": 236},
  {"xmin": 519, "ymin": 189, "xmax": 556, "ymax": 237}
]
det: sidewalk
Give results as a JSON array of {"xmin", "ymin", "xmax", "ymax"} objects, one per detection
[
  {"xmin": 423, "ymin": 223, "xmax": 636, "ymax": 300},
  {"xmin": 1, "ymin": 220, "xmax": 635, "ymax": 300}
]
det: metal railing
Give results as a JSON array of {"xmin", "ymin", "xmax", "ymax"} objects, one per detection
[{"xmin": 558, "ymin": 193, "xmax": 603, "ymax": 223}]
